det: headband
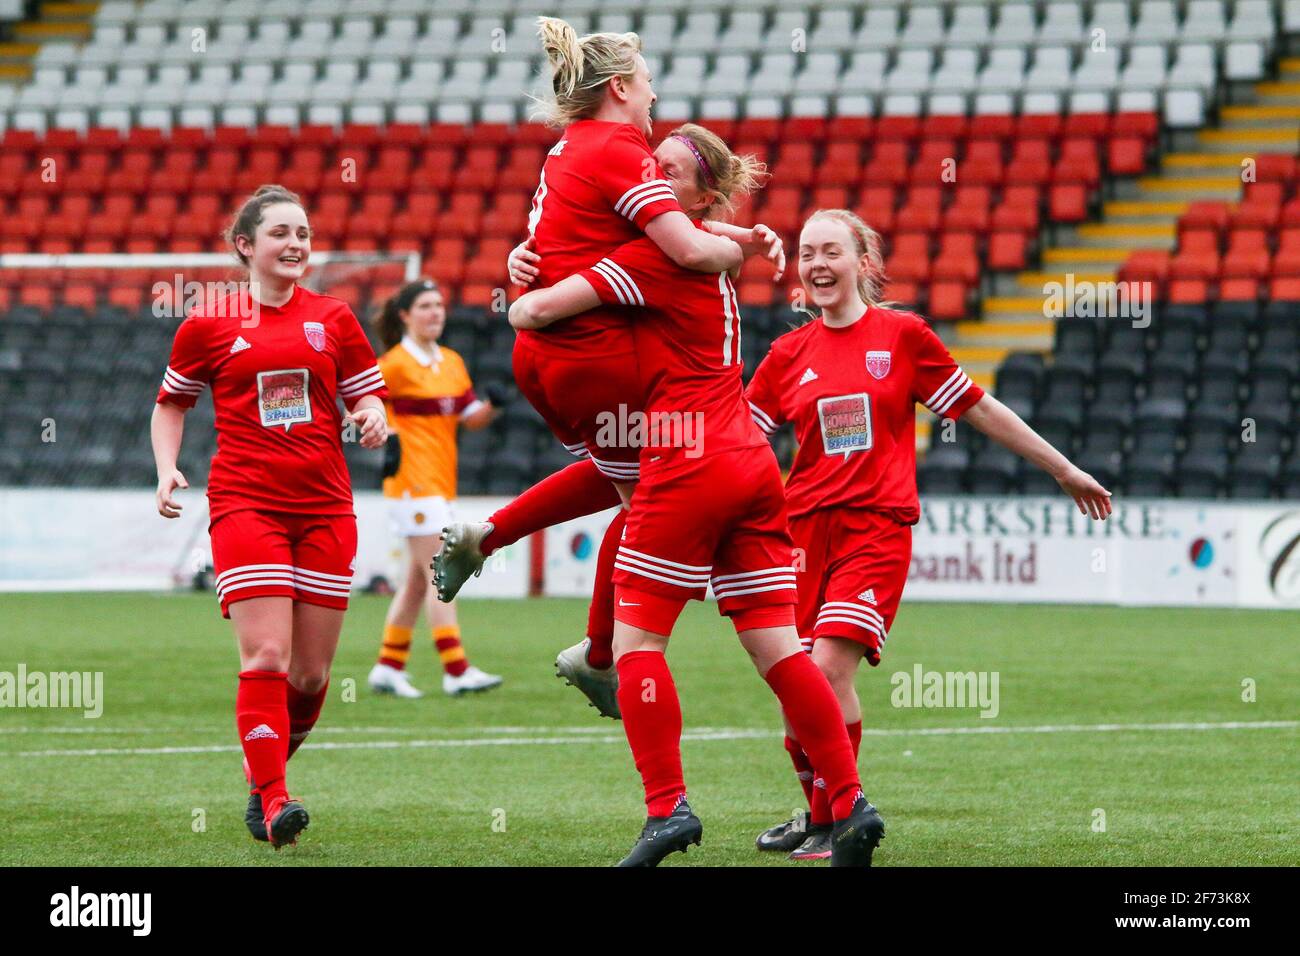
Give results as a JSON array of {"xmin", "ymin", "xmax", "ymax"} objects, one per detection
[{"xmin": 671, "ymin": 134, "xmax": 717, "ymax": 189}]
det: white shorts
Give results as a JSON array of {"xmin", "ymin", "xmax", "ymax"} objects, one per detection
[{"xmin": 387, "ymin": 496, "xmax": 456, "ymax": 538}]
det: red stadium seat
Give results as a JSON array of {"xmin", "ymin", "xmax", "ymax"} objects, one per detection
[
  {"xmin": 987, "ymin": 231, "xmax": 1029, "ymax": 271},
  {"xmin": 1218, "ymin": 278, "xmax": 1259, "ymax": 302},
  {"xmin": 1166, "ymin": 279, "xmax": 1210, "ymax": 304},
  {"xmin": 1047, "ymin": 183, "xmax": 1089, "ymax": 222},
  {"xmin": 1107, "ymin": 138, "xmax": 1148, "ymax": 176},
  {"xmin": 928, "ymin": 280, "xmax": 969, "ymax": 320},
  {"xmin": 826, "ymin": 115, "xmax": 874, "ymax": 142}
]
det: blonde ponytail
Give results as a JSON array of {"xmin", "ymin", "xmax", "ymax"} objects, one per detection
[{"xmin": 531, "ymin": 16, "xmax": 643, "ymax": 128}]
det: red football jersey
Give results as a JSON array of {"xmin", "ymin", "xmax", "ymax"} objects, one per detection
[
  {"xmin": 156, "ymin": 284, "xmax": 387, "ymax": 523},
  {"xmin": 745, "ymin": 306, "xmax": 984, "ymax": 523},
  {"xmin": 521, "ymin": 119, "xmax": 684, "ymax": 357},
  {"xmin": 579, "ymin": 235, "xmax": 766, "ymax": 466}
]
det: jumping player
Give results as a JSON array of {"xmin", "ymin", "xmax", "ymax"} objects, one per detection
[
  {"xmin": 436, "ymin": 16, "xmax": 759, "ymax": 716},
  {"xmin": 508, "ymin": 129, "xmax": 883, "ymax": 867},
  {"xmin": 152, "ymin": 185, "xmax": 389, "ymax": 848},
  {"xmin": 367, "ymin": 279, "xmax": 503, "ymax": 698},
  {"xmin": 747, "ymin": 209, "xmax": 1113, "ymax": 859}
]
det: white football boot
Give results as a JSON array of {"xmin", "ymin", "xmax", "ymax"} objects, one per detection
[
  {"xmin": 433, "ymin": 521, "xmax": 492, "ymax": 602},
  {"xmin": 443, "ymin": 665, "xmax": 504, "ymax": 696},
  {"xmin": 368, "ymin": 662, "xmax": 424, "ymax": 698},
  {"xmin": 555, "ymin": 638, "xmax": 620, "ymax": 719}
]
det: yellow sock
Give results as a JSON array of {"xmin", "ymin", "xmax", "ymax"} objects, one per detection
[
  {"xmin": 380, "ymin": 624, "xmax": 413, "ymax": 669},
  {"xmin": 433, "ymin": 625, "xmax": 468, "ymax": 676}
]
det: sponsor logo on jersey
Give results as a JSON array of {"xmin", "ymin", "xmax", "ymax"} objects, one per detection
[
  {"xmin": 230, "ymin": 335, "xmax": 251, "ymax": 355},
  {"xmin": 257, "ymin": 368, "xmax": 312, "ymax": 431},
  {"xmin": 303, "ymin": 321, "xmax": 326, "ymax": 352},
  {"xmin": 859, "ymin": 588, "xmax": 877, "ymax": 605},
  {"xmin": 798, "ymin": 367, "xmax": 819, "ymax": 386},
  {"xmin": 865, "ymin": 350, "xmax": 891, "ymax": 380},
  {"xmin": 817, "ymin": 393, "xmax": 873, "ymax": 457}
]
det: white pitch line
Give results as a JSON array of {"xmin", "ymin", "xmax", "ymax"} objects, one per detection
[{"xmin": 4, "ymin": 720, "xmax": 1296, "ymax": 758}]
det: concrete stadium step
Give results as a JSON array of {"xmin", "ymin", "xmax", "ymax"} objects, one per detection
[
  {"xmin": 1218, "ymin": 104, "xmax": 1300, "ymax": 127},
  {"xmin": 1071, "ymin": 222, "xmax": 1177, "ymax": 248},
  {"xmin": 1133, "ymin": 175, "xmax": 1247, "ymax": 200},
  {"xmin": 1196, "ymin": 127, "xmax": 1300, "ymax": 151},
  {"xmin": 4, "ymin": 1, "xmax": 98, "ymax": 81},
  {"xmin": 1102, "ymin": 200, "xmax": 1190, "ymax": 223}
]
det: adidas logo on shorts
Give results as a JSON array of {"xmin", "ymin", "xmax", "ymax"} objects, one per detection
[
  {"xmin": 243, "ymin": 723, "xmax": 279, "ymax": 741},
  {"xmin": 858, "ymin": 589, "xmax": 877, "ymax": 605}
]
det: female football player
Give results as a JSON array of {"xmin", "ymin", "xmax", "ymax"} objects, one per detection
[
  {"xmin": 746, "ymin": 209, "xmax": 1113, "ymax": 859},
  {"xmin": 152, "ymin": 185, "xmax": 388, "ymax": 848},
  {"xmin": 435, "ymin": 15, "xmax": 766, "ymax": 715},
  {"xmin": 367, "ymin": 279, "xmax": 502, "ymax": 698},
  {"xmin": 507, "ymin": 127, "xmax": 883, "ymax": 867}
]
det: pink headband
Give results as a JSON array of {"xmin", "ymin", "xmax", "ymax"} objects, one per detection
[{"xmin": 671, "ymin": 134, "xmax": 717, "ymax": 189}]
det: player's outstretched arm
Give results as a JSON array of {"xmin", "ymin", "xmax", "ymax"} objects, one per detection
[
  {"xmin": 508, "ymin": 275, "xmax": 601, "ymax": 331},
  {"xmin": 151, "ymin": 402, "xmax": 189, "ymax": 519},
  {"xmin": 701, "ymin": 221, "xmax": 786, "ymax": 281},
  {"xmin": 645, "ymin": 211, "xmax": 744, "ymax": 273},
  {"xmin": 963, "ymin": 394, "xmax": 1113, "ymax": 521}
]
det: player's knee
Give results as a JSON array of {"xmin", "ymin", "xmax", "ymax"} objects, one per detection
[{"xmin": 290, "ymin": 668, "xmax": 329, "ymax": 694}]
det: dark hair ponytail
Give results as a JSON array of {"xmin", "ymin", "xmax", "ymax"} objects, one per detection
[{"xmin": 375, "ymin": 278, "xmax": 441, "ymax": 351}]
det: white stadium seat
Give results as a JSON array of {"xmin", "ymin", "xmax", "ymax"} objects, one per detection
[
  {"xmin": 947, "ymin": 4, "xmax": 990, "ymax": 45},
  {"xmin": 1133, "ymin": 1, "xmax": 1182, "ymax": 43},
  {"xmin": 1074, "ymin": 47, "xmax": 1121, "ymax": 91},
  {"xmin": 1025, "ymin": 46, "xmax": 1073, "ymax": 91},
  {"xmin": 900, "ymin": 6, "xmax": 945, "ymax": 47},
  {"xmin": 808, "ymin": 8, "xmax": 856, "ymax": 52},
  {"xmin": 855, "ymin": 8, "xmax": 901, "ymax": 49},
  {"xmin": 1169, "ymin": 44, "xmax": 1219, "ymax": 91},
  {"xmin": 1121, "ymin": 45, "xmax": 1169, "ymax": 90},
  {"xmin": 792, "ymin": 53, "xmax": 842, "ymax": 96},
  {"xmin": 1038, "ymin": 3, "xmax": 1085, "ymax": 43},
  {"xmin": 1164, "ymin": 88, "xmax": 1206, "ymax": 127},
  {"xmin": 1225, "ymin": 40, "xmax": 1266, "ymax": 80},
  {"xmin": 931, "ymin": 48, "xmax": 978, "ymax": 92},
  {"xmin": 980, "ymin": 48, "xmax": 1028, "ymax": 90},
  {"xmin": 1181, "ymin": 1, "xmax": 1229, "ymax": 40},
  {"xmin": 1088, "ymin": 2, "xmax": 1132, "ymax": 45},
  {"xmin": 886, "ymin": 49, "xmax": 934, "ymax": 92},
  {"xmin": 992, "ymin": 3, "xmax": 1038, "ymax": 46},
  {"xmin": 749, "ymin": 54, "xmax": 798, "ymax": 96},
  {"xmin": 765, "ymin": 10, "xmax": 812, "ymax": 52}
]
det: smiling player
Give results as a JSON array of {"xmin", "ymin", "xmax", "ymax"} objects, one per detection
[{"xmin": 152, "ymin": 185, "xmax": 388, "ymax": 849}]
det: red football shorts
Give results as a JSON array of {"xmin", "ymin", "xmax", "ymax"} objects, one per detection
[
  {"xmin": 512, "ymin": 335, "xmax": 645, "ymax": 483},
  {"xmin": 789, "ymin": 507, "xmax": 911, "ymax": 664},
  {"xmin": 613, "ymin": 444, "xmax": 797, "ymax": 636},
  {"xmin": 209, "ymin": 509, "xmax": 357, "ymax": 618}
]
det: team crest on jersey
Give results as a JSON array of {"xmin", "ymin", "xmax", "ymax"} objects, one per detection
[
  {"xmin": 865, "ymin": 350, "xmax": 891, "ymax": 380},
  {"xmin": 303, "ymin": 321, "xmax": 326, "ymax": 352}
]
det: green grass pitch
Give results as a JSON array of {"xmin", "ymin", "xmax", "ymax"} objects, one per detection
[{"xmin": 1, "ymin": 592, "xmax": 1296, "ymax": 866}]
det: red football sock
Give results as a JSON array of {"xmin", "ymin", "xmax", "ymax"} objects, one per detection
[
  {"xmin": 784, "ymin": 735, "xmax": 815, "ymax": 807},
  {"xmin": 809, "ymin": 721, "xmax": 862, "ymax": 826},
  {"xmin": 616, "ymin": 650, "xmax": 684, "ymax": 817},
  {"xmin": 764, "ymin": 653, "xmax": 861, "ymax": 822},
  {"xmin": 585, "ymin": 509, "xmax": 626, "ymax": 670},
  {"xmin": 482, "ymin": 459, "xmax": 621, "ymax": 556},
  {"xmin": 286, "ymin": 679, "xmax": 328, "ymax": 761},
  {"xmin": 236, "ymin": 670, "xmax": 289, "ymax": 804}
]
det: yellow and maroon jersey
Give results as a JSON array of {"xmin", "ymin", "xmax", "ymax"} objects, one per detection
[{"xmin": 378, "ymin": 336, "xmax": 482, "ymax": 500}]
